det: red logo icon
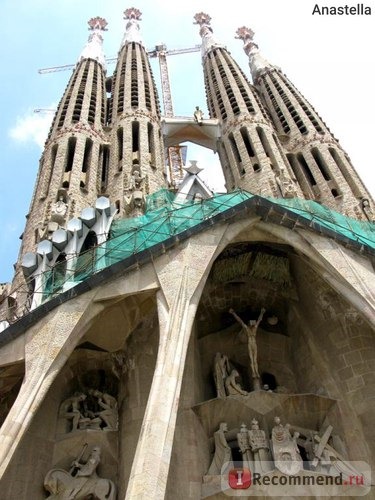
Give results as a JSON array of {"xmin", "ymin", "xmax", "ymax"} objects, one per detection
[{"xmin": 228, "ymin": 468, "xmax": 251, "ymax": 489}]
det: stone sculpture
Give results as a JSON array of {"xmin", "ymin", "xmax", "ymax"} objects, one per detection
[
  {"xmin": 225, "ymin": 369, "xmax": 248, "ymax": 396},
  {"xmin": 361, "ymin": 198, "xmax": 374, "ymax": 221},
  {"xmin": 229, "ymin": 307, "xmax": 266, "ymax": 379},
  {"xmin": 205, "ymin": 418, "xmax": 358, "ymax": 482},
  {"xmin": 271, "ymin": 416, "xmax": 302, "ymax": 475},
  {"xmin": 237, "ymin": 423, "xmax": 253, "ymax": 466},
  {"xmin": 60, "ymin": 393, "xmax": 87, "ymax": 432},
  {"xmin": 213, "ymin": 352, "xmax": 230, "ymax": 398},
  {"xmin": 89, "ymin": 390, "xmax": 118, "ymax": 431},
  {"xmin": 51, "ymin": 195, "xmax": 68, "ymax": 224},
  {"xmin": 60, "ymin": 390, "xmax": 118, "ymax": 433},
  {"xmin": 44, "ymin": 445, "xmax": 116, "ymax": 499},
  {"xmin": 248, "ymin": 418, "xmax": 273, "ymax": 474},
  {"xmin": 193, "ymin": 106, "xmax": 204, "ymax": 124},
  {"xmin": 207, "ymin": 423, "xmax": 232, "ymax": 475},
  {"xmin": 275, "ymin": 165, "xmax": 297, "ymax": 198}
]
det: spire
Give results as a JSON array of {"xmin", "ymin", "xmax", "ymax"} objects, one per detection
[
  {"xmin": 193, "ymin": 12, "xmax": 225, "ymax": 57},
  {"xmin": 78, "ymin": 17, "xmax": 107, "ymax": 69},
  {"xmin": 235, "ymin": 27, "xmax": 272, "ymax": 80},
  {"xmin": 121, "ymin": 7, "xmax": 143, "ymax": 47}
]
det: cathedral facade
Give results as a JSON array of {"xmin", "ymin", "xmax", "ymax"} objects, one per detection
[{"xmin": 0, "ymin": 7, "xmax": 374, "ymax": 499}]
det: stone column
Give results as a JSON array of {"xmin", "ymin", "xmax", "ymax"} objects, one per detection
[{"xmin": 125, "ymin": 229, "xmax": 229, "ymax": 499}]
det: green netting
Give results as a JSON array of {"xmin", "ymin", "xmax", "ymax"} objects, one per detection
[
  {"xmin": 108, "ymin": 190, "xmax": 375, "ymax": 264},
  {"xmin": 105, "ymin": 190, "xmax": 250, "ymax": 269},
  {"xmin": 42, "ymin": 190, "xmax": 375, "ymax": 301},
  {"xmin": 269, "ymin": 196, "xmax": 375, "ymax": 248}
]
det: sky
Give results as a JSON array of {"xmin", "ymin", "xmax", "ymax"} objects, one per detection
[{"xmin": 0, "ymin": 0, "xmax": 374, "ymax": 282}]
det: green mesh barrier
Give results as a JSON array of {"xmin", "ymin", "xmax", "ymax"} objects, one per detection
[
  {"xmin": 41, "ymin": 190, "xmax": 375, "ymax": 301},
  {"xmin": 270, "ymin": 197, "xmax": 375, "ymax": 248}
]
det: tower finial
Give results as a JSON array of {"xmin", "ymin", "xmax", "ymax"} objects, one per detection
[
  {"xmin": 235, "ymin": 26, "xmax": 271, "ymax": 80},
  {"xmin": 193, "ymin": 12, "xmax": 224, "ymax": 57},
  {"xmin": 88, "ymin": 16, "xmax": 108, "ymax": 32},
  {"xmin": 235, "ymin": 26, "xmax": 256, "ymax": 56},
  {"xmin": 78, "ymin": 17, "xmax": 107, "ymax": 69},
  {"xmin": 121, "ymin": 7, "xmax": 143, "ymax": 46},
  {"xmin": 124, "ymin": 7, "xmax": 142, "ymax": 20}
]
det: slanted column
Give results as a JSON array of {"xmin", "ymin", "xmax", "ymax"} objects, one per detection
[
  {"xmin": 125, "ymin": 227, "xmax": 228, "ymax": 499},
  {"xmin": 125, "ymin": 272, "xmax": 196, "ymax": 499}
]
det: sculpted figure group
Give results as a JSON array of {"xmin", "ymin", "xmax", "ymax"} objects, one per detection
[
  {"xmin": 60, "ymin": 390, "xmax": 118, "ymax": 433},
  {"xmin": 208, "ymin": 416, "xmax": 356, "ymax": 480},
  {"xmin": 214, "ymin": 353, "xmax": 249, "ymax": 397}
]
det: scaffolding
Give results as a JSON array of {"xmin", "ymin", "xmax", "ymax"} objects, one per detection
[{"xmin": 1, "ymin": 190, "xmax": 374, "ymax": 327}]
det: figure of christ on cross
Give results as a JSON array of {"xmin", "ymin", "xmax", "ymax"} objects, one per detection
[{"xmin": 229, "ymin": 307, "xmax": 266, "ymax": 379}]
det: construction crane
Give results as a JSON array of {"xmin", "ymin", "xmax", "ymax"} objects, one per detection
[
  {"xmin": 33, "ymin": 108, "xmax": 55, "ymax": 113},
  {"xmin": 150, "ymin": 44, "xmax": 201, "ymax": 184},
  {"xmin": 38, "ymin": 44, "xmax": 201, "ymax": 185}
]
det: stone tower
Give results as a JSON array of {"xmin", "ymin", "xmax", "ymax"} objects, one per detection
[
  {"xmin": 194, "ymin": 12, "xmax": 301, "ymax": 198},
  {"xmin": 22, "ymin": 17, "xmax": 109, "ymax": 256},
  {"xmin": 236, "ymin": 26, "xmax": 374, "ymax": 219},
  {"xmin": 107, "ymin": 8, "xmax": 166, "ymax": 217},
  {"xmin": 0, "ymin": 7, "xmax": 374, "ymax": 500}
]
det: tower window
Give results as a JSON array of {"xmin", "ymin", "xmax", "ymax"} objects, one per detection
[
  {"xmin": 240, "ymin": 128, "xmax": 255, "ymax": 157},
  {"xmin": 117, "ymin": 128, "xmax": 123, "ymax": 162},
  {"xmin": 148, "ymin": 122, "xmax": 156, "ymax": 168},
  {"xmin": 132, "ymin": 121, "xmax": 140, "ymax": 153},
  {"xmin": 228, "ymin": 133, "xmax": 244, "ymax": 175},
  {"xmin": 65, "ymin": 137, "xmax": 77, "ymax": 173},
  {"xmin": 100, "ymin": 144, "xmax": 110, "ymax": 190},
  {"xmin": 311, "ymin": 147, "xmax": 330, "ymax": 181},
  {"xmin": 297, "ymin": 153, "xmax": 316, "ymax": 186},
  {"xmin": 328, "ymin": 147, "xmax": 362, "ymax": 197},
  {"xmin": 82, "ymin": 138, "xmax": 93, "ymax": 173}
]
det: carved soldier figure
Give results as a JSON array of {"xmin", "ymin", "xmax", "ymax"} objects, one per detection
[
  {"xmin": 208, "ymin": 423, "xmax": 232, "ymax": 475},
  {"xmin": 213, "ymin": 352, "xmax": 230, "ymax": 398},
  {"xmin": 44, "ymin": 445, "xmax": 116, "ymax": 499},
  {"xmin": 229, "ymin": 308, "xmax": 266, "ymax": 379},
  {"xmin": 248, "ymin": 418, "xmax": 273, "ymax": 474},
  {"xmin": 237, "ymin": 423, "xmax": 253, "ymax": 467}
]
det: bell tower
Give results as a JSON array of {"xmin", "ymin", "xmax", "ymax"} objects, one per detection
[
  {"xmin": 21, "ymin": 17, "xmax": 109, "ymax": 257},
  {"xmin": 236, "ymin": 26, "xmax": 374, "ymax": 219},
  {"xmin": 107, "ymin": 8, "xmax": 166, "ymax": 217},
  {"xmin": 194, "ymin": 12, "xmax": 301, "ymax": 198}
]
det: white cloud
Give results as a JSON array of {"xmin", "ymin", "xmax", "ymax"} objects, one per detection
[{"xmin": 9, "ymin": 107, "xmax": 55, "ymax": 149}]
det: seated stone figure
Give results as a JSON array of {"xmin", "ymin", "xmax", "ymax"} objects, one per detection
[{"xmin": 44, "ymin": 445, "xmax": 116, "ymax": 500}]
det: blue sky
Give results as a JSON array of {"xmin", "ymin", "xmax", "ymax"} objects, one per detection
[{"xmin": 1, "ymin": 0, "xmax": 374, "ymax": 282}]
